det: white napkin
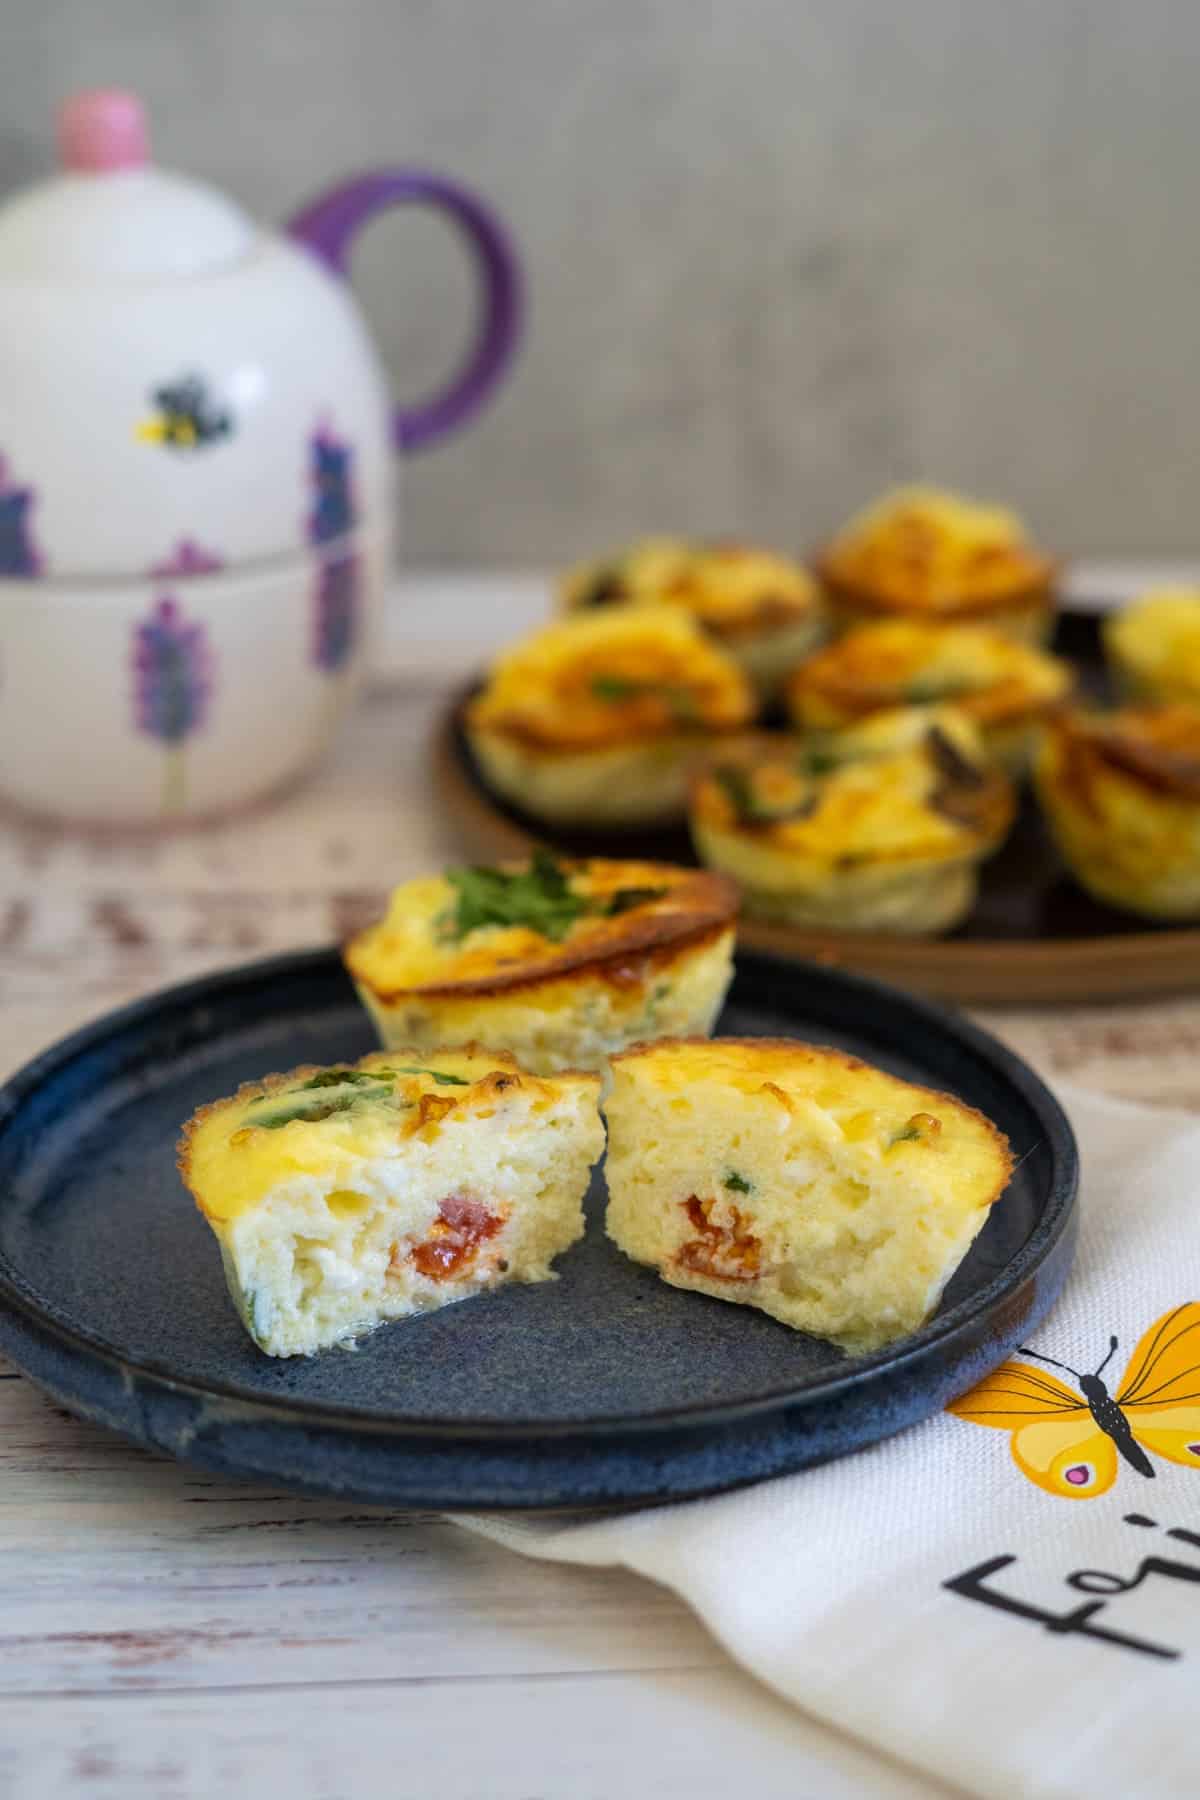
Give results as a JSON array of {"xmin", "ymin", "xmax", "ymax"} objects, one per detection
[{"xmin": 463, "ymin": 1085, "xmax": 1200, "ymax": 1800}]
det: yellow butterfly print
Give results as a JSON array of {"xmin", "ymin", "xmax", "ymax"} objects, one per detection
[{"xmin": 949, "ymin": 1303, "xmax": 1200, "ymax": 1499}]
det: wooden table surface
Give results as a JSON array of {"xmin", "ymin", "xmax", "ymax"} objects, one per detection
[{"xmin": 4, "ymin": 581, "xmax": 1200, "ymax": 1799}]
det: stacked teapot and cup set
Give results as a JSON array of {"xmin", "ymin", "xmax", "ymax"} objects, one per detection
[{"xmin": 0, "ymin": 88, "xmax": 522, "ymax": 826}]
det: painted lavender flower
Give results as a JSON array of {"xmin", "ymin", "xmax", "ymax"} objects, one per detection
[
  {"xmin": 132, "ymin": 596, "xmax": 214, "ymax": 810},
  {"xmin": 0, "ymin": 455, "xmax": 42, "ymax": 576},
  {"xmin": 149, "ymin": 539, "xmax": 224, "ymax": 579},
  {"xmin": 307, "ymin": 424, "xmax": 360, "ymax": 674}
]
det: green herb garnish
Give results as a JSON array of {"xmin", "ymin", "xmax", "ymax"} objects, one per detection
[
  {"xmin": 389, "ymin": 1066, "xmax": 470, "ymax": 1086},
  {"xmin": 723, "ymin": 1170, "xmax": 753, "ymax": 1194},
  {"xmin": 442, "ymin": 847, "xmax": 590, "ymax": 943},
  {"xmin": 589, "ymin": 674, "xmax": 698, "ymax": 723},
  {"xmin": 295, "ymin": 1068, "xmax": 383, "ymax": 1090},
  {"xmin": 590, "ymin": 674, "xmax": 641, "ymax": 702},
  {"xmin": 248, "ymin": 1092, "xmax": 387, "ymax": 1130},
  {"xmin": 441, "ymin": 850, "xmax": 668, "ymax": 943},
  {"xmin": 714, "ymin": 764, "xmax": 817, "ymax": 827},
  {"xmin": 889, "ymin": 1122, "xmax": 922, "ymax": 1147}
]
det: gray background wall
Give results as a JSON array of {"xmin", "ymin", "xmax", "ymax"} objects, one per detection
[{"xmin": 4, "ymin": 1, "xmax": 1200, "ymax": 564}]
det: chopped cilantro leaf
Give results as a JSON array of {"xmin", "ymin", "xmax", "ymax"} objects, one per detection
[
  {"xmin": 442, "ymin": 847, "xmax": 589, "ymax": 942},
  {"xmin": 723, "ymin": 1170, "xmax": 752, "ymax": 1194}
]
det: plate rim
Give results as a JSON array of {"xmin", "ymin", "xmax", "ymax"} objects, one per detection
[{"xmin": 0, "ymin": 946, "xmax": 1078, "ymax": 1442}]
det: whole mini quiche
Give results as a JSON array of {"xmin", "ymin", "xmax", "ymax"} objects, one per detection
[
  {"xmin": 689, "ymin": 709, "xmax": 1014, "ymax": 934},
  {"xmin": 465, "ymin": 609, "xmax": 754, "ymax": 828},
  {"xmin": 817, "ymin": 486, "xmax": 1057, "ymax": 643},
  {"xmin": 786, "ymin": 619, "xmax": 1073, "ymax": 774},
  {"xmin": 559, "ymin": 536, "xmax": 825, "ymax": 696},
  {"xmin": 1035, "ymin": 704, "xmax": 1200, "ymax": 919},
  {"xmin": 345, "ymin": 852, "xmax": 738, "ymax": 1075}
]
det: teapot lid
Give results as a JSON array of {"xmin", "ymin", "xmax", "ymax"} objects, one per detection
[{"xmin": 0, "ymin": 89, "xmax": 257, "ymax": 278}]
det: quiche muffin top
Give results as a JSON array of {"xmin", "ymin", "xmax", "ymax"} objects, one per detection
[
  {"xmin": 689, "ymin": 711, "xmax": 1014, "ymax": 934},
  {"xmin": 1104, "ymin": 588, "xmax": 1200, "ymax": 708},
  {"xmin": 786, "ymin": 619, "xmax": 1073, "ymax": 772},
  {"xmin": 559, "ymin": 536, "xmax": 824, "ymax": 693},
  {"xmin": 817, "ymin": 486, "xmax": 1056, "ymax": 640}
]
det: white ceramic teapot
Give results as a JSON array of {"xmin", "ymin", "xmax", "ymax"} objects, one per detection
[{"xmin": 0, "ymin": 89, "xmax": 520, "ymax": 825}]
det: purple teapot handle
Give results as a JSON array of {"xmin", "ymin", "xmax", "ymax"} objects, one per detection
[{"xmin": 288, "ymin": 170, "xmax": 522, "ymax": 454}]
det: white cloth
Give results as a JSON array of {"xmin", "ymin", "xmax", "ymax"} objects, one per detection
[{"xmin": 462, "ymin": 1085, "xmax": 1200, "ymax": 1800}]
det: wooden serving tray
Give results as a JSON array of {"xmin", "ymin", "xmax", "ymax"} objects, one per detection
[{"xmin": 430, "ymin": 613, "xmax": 1200, "ymax": 1006}]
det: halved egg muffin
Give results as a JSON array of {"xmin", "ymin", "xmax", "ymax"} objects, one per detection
[
  {"xmin": 817, "ymin": 486, "xmax": 1057, "ymax": 643},
  {"xmin": 689, "ymin": 710, "xmax": 1014, "ymax": 934},
  {"xmin": 1103, "ymin": 588, "xmax": 1200, "ymax": 708},
  {"xmin": 345, "ymin": 852, "xmax": 738, "ymax": 1075},
  {"xmin": 178, "ymin": 1047, "xmax": 604, "ymax": 1357},
  {"xmin": 465, "ymin": 610, "xmax": 755, "ymax": 828},
  {"xmin": 560, "ymin": 536, "xmax": 825, "ymax": 696},
  {"xmin": 1035, "ymin": 705, "xmax": 1200, "ymax": 918},
  {"xmin": 604, "ymin": 1037, "xmax": 1013, "ymax": 1353},
  {"xmin": 786, "ymin": 619, "xmax": 1073, "ymax": 774}
]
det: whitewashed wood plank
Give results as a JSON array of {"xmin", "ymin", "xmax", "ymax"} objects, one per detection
[{"xmin": 0, "ymin": 1668, "xmax": 954, "ymax": 1800}]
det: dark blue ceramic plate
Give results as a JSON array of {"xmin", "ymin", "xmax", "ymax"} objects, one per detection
[{"xmin": 0, "ymin": 950, "xmax": 1077, "ymax": 1510}]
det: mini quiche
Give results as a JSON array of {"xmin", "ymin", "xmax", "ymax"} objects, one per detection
[
  {"xmin": 689, "ymin": 711, "xmax": 1014, "ymax": 934},
  {"xmin": 345, "ymin": 852, "xmax": 738, "ymax": 1076},
  {"xmin": 465, "ymin": 609, "xmax": 754, "ymax": 828},
  {"xmin": 604, "ymin": 1038, "xmax": 1012, "ymax": 1354},
  {"xmin": 559, "ymin": 536, "xmax": 825, "ymax": 696},
  {"xmin": 785, "ymin": 619, "xmax": 1073, "ymax": 774},
  {"xmin": 1103, "ymin": 588, "xmax": 1200, "ymax": 708},
  {"xmin": 178, "ymin": 1047, "xmax": 604, "ymax": 1357},
  {"xmin": 817, "ymin": 485, "xmax": 1057, "ymax": 643},
  {"xmin": 1035, "ymin": 705, "xmax": 1200, "ymax": 919}
]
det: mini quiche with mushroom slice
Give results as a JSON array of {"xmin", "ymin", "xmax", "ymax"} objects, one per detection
[
  {"xmin": 178, "ymin": 1047, "xmax": 604, "ymax": 1357},
  {"xmin": 559, "ymin": 536, "xmax": 825, "ymax": 697},
  {"xmin": 604, "ymin": 1038, "xmax": 1013, "ymax": 1354},
  {"xmin": 344, "ymin": 853, "xmax": 738, "ymax": 1076},
  {"xmin": 817, "ymin": 485, "xmax": 1057, "ymax": 644},
  {"xmin": 786, "ymin": 619, "xmax": 1073, "ymax": 775},
  {"xmin": 689, "ymin": 710, "xmax": 1014, "ymax": 935},
  {"xmin": 1035, "ymin": 704, "xmax": 1200, "ymax": 919},
  {"xmin": 465, "ymin": 609, "xmax": 755, "ymax": 828}
]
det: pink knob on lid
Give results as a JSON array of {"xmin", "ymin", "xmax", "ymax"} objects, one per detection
[{"xmin": 57, "ymin": 89, "xmax": 149, "ymax": 173}]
